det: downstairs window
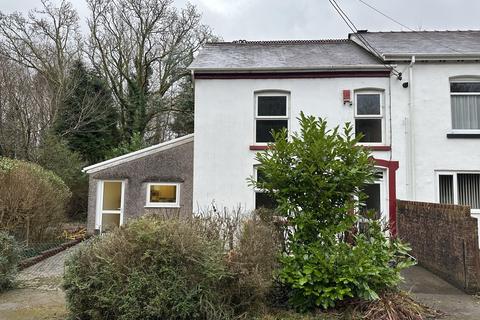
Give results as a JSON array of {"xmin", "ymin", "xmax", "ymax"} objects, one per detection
[
  {"xmin": 437, "ymin": 172, "xmax": 480, "ymax": 212},
  {"xmin": 146, "ymin": 183, "xmax": 180, "ymax": 208}
]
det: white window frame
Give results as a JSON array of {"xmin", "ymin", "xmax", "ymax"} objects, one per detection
[
  {"xmin": 450, "ymin": 78, "xmax": 480, "ymax": 134},
  {"xmin": 254, "ymin": 91, "xmax": 290, "ymax": 145},
  {"xmin": 145, "ymin": 182, "xmax": 181, "ymax": 208},
  {"xmin": 435, "ymin": 171, "xmax": 480, "ymax": 214},
  {"xmin": 95, "ymin": 180, "xmax": 126, "ymax": 232},
  {"xmin": 354, "ymin": 90, "xmax": 385, "ymax": 146}
]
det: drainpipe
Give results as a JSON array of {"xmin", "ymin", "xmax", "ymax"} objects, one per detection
[{"xmin": 407, "ymin": 56, "xmax": 416, "ymax": 199}]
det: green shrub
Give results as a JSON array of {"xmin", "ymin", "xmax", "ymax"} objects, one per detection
[
  {"xmin": 251, "ymin": 113, "xmax": 415, "ymax": 311},
  {"xmin": 0, "ymin": 157, "xmax": 71, "ymax": 242},
  {"xmin": 64, "ymin": 215, "xmax": 281, "ymax": 320},
  {"xmin": 0, "ymin": 231, "xmax": 22, "ymax": 291}
]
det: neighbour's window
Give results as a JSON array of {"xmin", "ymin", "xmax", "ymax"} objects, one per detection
[
  {"xmin": 438, "ymin": 172, "xmax": 480, "ymax": 212},
  {"xmin": 253, "ymin": 166, "xmax": 277, "ymax": 209},
  {"xmin": 450, "ymin": 80, "xmax": 480, "ymax": 131},
  {"xmin": 255, "ymin": 93, "xmax": 289, "ymax": 143},
  {"xmin": 146, "ymin": 183, "xmax": 180, "ymax": 207},
  {"xmin": 354, "ymin": 92, "xmax": 383, "ymax": 143}
]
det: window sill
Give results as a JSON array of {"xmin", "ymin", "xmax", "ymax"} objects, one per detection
[
  {"xmin": 250, "ymin": 145, "xmax": 391, "ymax": 151},
  {"xmin": 363, "ymin": 145, "xmax": 391, "ymax": 151},
  {"xmin": 250, "ymin": 145, "xmax": 270, "ymax": 151},
  {"xmin": 145, "ymin": 205, "xmax": 180, "ymax": 209},
  {"xmin": 446, "ymin": 133, "xmax": 480, "ymax": 139}
]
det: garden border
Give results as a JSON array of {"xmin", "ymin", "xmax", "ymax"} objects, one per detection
[{"xmin": 18, "ymin": 237, "xmax": 86, "ymax": 270}]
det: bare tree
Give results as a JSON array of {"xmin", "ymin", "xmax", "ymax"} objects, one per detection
[
  {"xmin": 0, "ymin": 59, "xmax": 51, "ymax": 160},
  {"xmin": 0, "ymin": 0, "xmax": 81, "ymax": 120},
  {"xmin": 87, "ymin": 0, "xmax": 213, "ymax": 143}
]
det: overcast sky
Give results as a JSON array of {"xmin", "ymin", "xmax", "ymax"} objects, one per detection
[{"xmin": 1, "ymin": 0, "xmax": 480, "ymax": 40}]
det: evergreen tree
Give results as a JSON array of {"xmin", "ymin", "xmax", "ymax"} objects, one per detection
[
  {"xmin": 55, "ymin": 60, "xmax": 119, "ymax": 164},
  {"xmin": 170, "ymin": 77, "xmax": 194, "ymax": 137}
]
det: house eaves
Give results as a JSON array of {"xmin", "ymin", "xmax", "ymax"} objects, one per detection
[{"xmin": 83, "ymin": 134, "xmax": 194, "ymax": 174}]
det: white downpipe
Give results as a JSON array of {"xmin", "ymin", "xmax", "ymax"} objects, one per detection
[{"xmin": 407, "ymin": 56, "xmax": 416, "ymax": 199}]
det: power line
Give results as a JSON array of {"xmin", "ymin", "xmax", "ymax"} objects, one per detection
[
  {"xmin": 328, "ymin": 0, "xmax": 401, "ymax": 77},
  {"xmin": 357, "ymin": 0, "xmax": 462, "ymax": 53}
]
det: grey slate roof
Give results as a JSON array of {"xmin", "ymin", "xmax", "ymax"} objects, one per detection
[
  {"xmin": 189, "ymin": 39, "xmax": 384, "ymax": 71},
  {"xmin": 351, "ymin": 31, "xmax": 480, "ymax": 58}
]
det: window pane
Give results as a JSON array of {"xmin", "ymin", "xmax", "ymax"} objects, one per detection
[
  {"xmin": 258, "ymin": 96, "xmax": 287, "ymax": 116},
  {"xmin": 150, "ymin": 185, "xmax": 177, "ymax": 203},
  {"xmin": 458, "ymin": 174, "xmax": 480, "ymax": 209},
  {"xmin": 255, "ymin": 192, "xmax": 277, "ymax": 209},
  {"xmin": 439, "ymin": 175, "xmax": 454, "ymax": 204},
  {"xmin": 451, "ymin": 96, "xmax": 480, "ymax": 129},
  {"xmin": 450, "ymin": 82, "xmax": 480, "ymax": 92},
  {"xmin": 102, "ymin": 213, "xmax": 120, "ymax": 232},
  {"xmin": 103, "ymin": 181, "xmax": 122, "ymax": 210},
  {"xmin": 357, "ymin": 94, "xmax": 381, "ymax": 115},
  {"xmin": 256, "ymin": 167, "xmax": 266, "ymax": 184},
  {"xmin": 256, "ymin": 120, "xmax": 288, "ymax": 143},
  {"xmin": 363, "ymin": 183, "xmax": 381, "ymax": 219},
  {"xmin": 355, "ymin": 119, "xmax": 382, "ymax": 143}
]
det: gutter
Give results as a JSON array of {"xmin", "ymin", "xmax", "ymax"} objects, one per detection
[
  {"xmin": 188, "ymin": 64, "xmax": 391, "ymax": 73},
  {"xmin": 384, "ymin": 53, "xmax": 480, "ymax": 61}
]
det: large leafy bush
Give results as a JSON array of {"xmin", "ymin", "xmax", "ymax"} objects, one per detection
[
  {"xmin": 0, "ymin": 157, "xmax": 71, "ymax": 242},
  {"xmin": 251, "ymin": 113, "xmax": 414, "ymax": 310},
  {"xmin": 64, "ymin": 215, "xmax": 281, "ymax": 320},
  {"xmin": 0, "ymin": 231, "xmax": 22, "ymax": 291}
]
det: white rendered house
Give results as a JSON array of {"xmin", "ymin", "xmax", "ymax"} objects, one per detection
[
  {"xmin": 189, "ymin": 31, "xmax": 480, "ymax": 235},
  {"xmin": 84, "ymin": 30, "xmax": 480, "ymax": 235}
]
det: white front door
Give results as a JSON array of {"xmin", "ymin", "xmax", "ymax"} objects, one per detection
[{"xmin": 96, "ymin": 180, "xmax": 125, "ymax": 232}]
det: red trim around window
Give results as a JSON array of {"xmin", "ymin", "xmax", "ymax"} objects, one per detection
[{"xmin": 373, "ymin": 158, "xmax": 399, "ymax": 237}]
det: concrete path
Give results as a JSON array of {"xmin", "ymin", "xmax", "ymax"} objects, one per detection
[
  {"xmin": 0, "ymin": 246, "xmax": 78, "ymax": 320},
  {"xmin": 401, "ymin": 266, "xmax": 480, "ymax": 320}
]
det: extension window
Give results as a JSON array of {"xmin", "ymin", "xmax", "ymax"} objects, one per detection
[{"xmin": 146, "ymin": 183, "xmax": 180, "ymax": 208}]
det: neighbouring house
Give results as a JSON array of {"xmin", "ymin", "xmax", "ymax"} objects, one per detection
[{"xmin": 84, "ymin": 30, "xmax": 480, "ymax": 236}]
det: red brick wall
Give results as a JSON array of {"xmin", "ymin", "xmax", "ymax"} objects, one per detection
[{"xmin": 397, "ymin": 200, "xmax": 480, "ymax": 293}]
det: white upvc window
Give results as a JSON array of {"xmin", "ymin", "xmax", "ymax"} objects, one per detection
[
  {"xmin": 146, "ymin": 182, "xmax": 180, "ymax": 208},
  {"xmin": 450, "ymin": 79, "xmax": 480, "ymax": 133},
  {"xmin": 253, "ymin": 166, "xmax": 277, "ymax": 209},
  {"xmin": 354, "ymin": 91, "xmax": 384, "ymax": 145},
  {"xmin": 436, "ymin": 171, "xmax": 480, "ymax": 214},
  {"xmin": 254, "ymin": 92, "xmax": 289, "ymax": 144}
]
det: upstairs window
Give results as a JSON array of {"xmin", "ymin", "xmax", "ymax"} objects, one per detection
[
  {"xmin": 437, "ymin": 172, "xmax": 480, "ymax": 213},
  {"xmin": 255, "ymin": 93, "xmax": 289, "ymax": 144},
  {"xmin": 354, "ymin": 92, "xmax": 383, "ymax": 143},
  {"xmin": 450, "ymin": 81, "xmax": 480, "ymax": 131}
]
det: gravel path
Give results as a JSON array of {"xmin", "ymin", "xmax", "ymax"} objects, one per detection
[{"xmin": 0, "ymin": 245, "xmax": 79, "ymax": 320}]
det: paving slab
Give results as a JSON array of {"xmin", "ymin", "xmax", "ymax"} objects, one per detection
[{"xmin": 401, "ymin": 266, "xmax": 480, "ymax": 320}]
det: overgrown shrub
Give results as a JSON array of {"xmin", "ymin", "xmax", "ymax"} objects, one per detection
[
  {"xmin": 0, "ymin": 157, "xmax": 71, "ymax": 242},
  {"xmin": 0, "ymin": 231, "xmax": 22, "ymax": 291},
  {"xmin": 64, "ymin": 215, "xmax": 281, "ymax": 320},
  {"xmin": 251, "ymin": 113, "xmax": 415, "ymax": 311}
]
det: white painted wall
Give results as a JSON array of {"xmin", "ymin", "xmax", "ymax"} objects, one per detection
[
  {"xmin": 193, "ymin": 76, "xmax": 405, "ymax": 213},
  {"xmin": 405, "ymin": 63, "xmax": 480, "ymax": 204},
  {"xmin": 194, "ymin": 63, "xmax": 480, "ymax": 217}
]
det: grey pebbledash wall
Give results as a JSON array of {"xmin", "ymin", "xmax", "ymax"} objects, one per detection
[
  {"xmin": 86, "ymin": 140, "xmax": 194, "ymax": 233},
  {"xmin": 397, "ymin": 200, "xmax": 480, "ymax": 293}
]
